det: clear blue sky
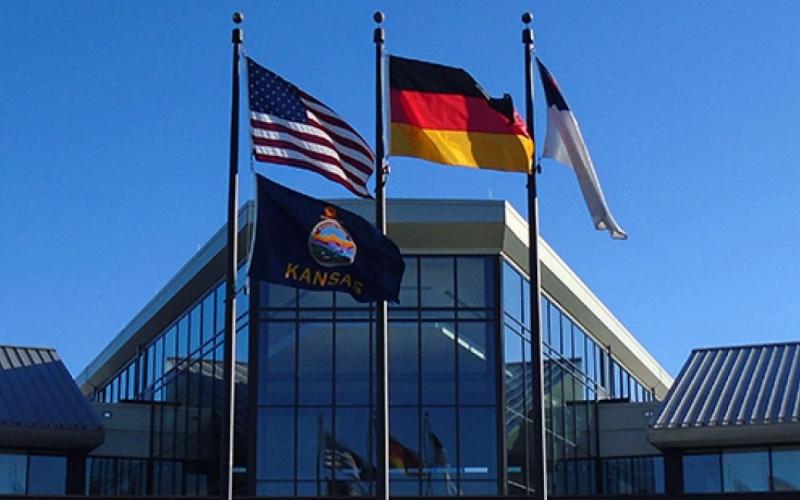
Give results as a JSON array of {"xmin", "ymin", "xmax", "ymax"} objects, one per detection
[{"xmin": 3, "ymin": 1, "xmax": 800, "ymax": 379}]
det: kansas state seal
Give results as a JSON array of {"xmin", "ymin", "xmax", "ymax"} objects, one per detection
[{"xmin": 308, "ymin": 206, "xmax": 357, "ymax": 267}]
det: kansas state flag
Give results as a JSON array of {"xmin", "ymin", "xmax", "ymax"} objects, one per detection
[{"xmin": 250, "ymin": 175, "xmax": 405, "ymax": 303}]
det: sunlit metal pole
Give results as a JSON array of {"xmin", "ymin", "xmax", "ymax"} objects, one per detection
[
  {"xmin": 522, "ymin": 11, "xmax": 548, "ymax": 500},
  {"xmin": 221, "ymin": 11, "xmax": 243, "ymax": 500}
]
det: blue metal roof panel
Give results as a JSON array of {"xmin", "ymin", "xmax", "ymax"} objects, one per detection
[
  {"xmin": 652, "ymin": 342, "xmax": 800, "ymax": 430},
  {"xmin": 0, "ymin": 345, "xmax": 102, "ymax": 431}
]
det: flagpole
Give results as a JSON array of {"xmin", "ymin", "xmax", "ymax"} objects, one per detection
[
  {"xmin": 221, "ymin": 11, "xmax": 243, "ymax": 500},
  {"xmin": 522, "ymin": 11, "xmax": 548, "ymax": 500},
  {"xmin": 373, "ymin": 11, "xmax": 390, "ymax": 500}
]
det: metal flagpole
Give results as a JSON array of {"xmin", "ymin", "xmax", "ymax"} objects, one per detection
[
  {"xmin": 221, "ymin": 11, "xmax": 243, "ymax": 500},
  {"xmin": 522, "ymin": 11, "xmax": 548, "ymax": 500},
  {"xmin": 373, "ymin": 11, "xmax": 390, "ymax": 500}
]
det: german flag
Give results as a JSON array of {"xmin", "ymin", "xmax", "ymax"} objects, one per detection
[
  {"xmin": 388, "ymin": 436, "xmax": 424, "ymax": 475},
  {"xmin": 389, "ymin": 56, "xmax": 533, "ymax": 173}
]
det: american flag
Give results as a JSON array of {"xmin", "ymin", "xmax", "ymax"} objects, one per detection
[{"xmin": 246, "ymin": 57, "xmax": 374, "ymax": 198}]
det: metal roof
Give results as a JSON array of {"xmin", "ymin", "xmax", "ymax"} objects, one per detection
[
  {"xmin": 0, "ymin": 345, "xmax": 103, "ymax": 448},
  {"xmin": 652, "ymin": 342, "xmax": 800, "ymax": 431}
]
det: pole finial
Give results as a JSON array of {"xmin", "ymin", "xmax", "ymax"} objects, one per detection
[
  {"xmin": 374, "ymin": 11, "xmax": 385, "ymax": 24},
  {"xmin": 232, "ymin": 12, "xmax": 244, "ymax": 44},
  {"xmin": 522, "ymin": 11, "xmax": 533, "ymax": 25}
]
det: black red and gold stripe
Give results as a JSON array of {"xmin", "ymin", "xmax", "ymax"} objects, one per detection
[{"xmin": 389, "ymin": 56, "xmax": 533, "ymax": 173}]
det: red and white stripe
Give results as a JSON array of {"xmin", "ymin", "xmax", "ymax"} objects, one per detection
[{"xmin": 250, "ymin": 90, "xmax": 375, "ymax": 198}]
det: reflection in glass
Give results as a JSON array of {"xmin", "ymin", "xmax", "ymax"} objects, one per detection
[
  {"xmin": 503, "ymin": 265, "xmax": 522, "ymax": 322},
  {"xmin": 397, "ymin": 257, "xmax": 418, "ymax": 307},
  {"xmin": 772, "ymin": 447, "xmax": 800, "ymax": 491},
  {"xmin": 333, "ymin": 407, "xmax": 373, "ymax": 495},
  {"xmin": 298, "ymin": 323, "xmax": 332, "ymax": 405},
  {"xmin": 459, "ymin": 407, "xmax": 497, "ymax": 482},
  {"xmin": 0, "ymin": 454, "xmax": 26, "ymax": 493},
  {"xmin": 389, "ymin": 406, "xmax": 420, "ymax": 494},
  {"xmin": 27, "ymin": 455, "xmax": 66, "ymax": 494},
  {"xmin": 458, "ymin": 322, "xmax": 495, "ymax": 405},
  {"xmin": 423, "ymin": 407, "xmax": 458, "ymax": 496},
  {"xmin": 389, "ymin": 323, "xmax": 418, "ymax": 405},
  {"xmin": 683, "ymin": 453, "xmax": 721, "ymax": 493},
  {"xmin": 335, "ymin": 323, "xmax": 371, "ymax": 405},
  {"xmin": 259, "ymin": 322, "xmax": 295, "ymax": 406},
  {"xmin": 456, "ymin": 257, "xmax": 493, "ymax": 309},
  {"xmin": 722, "ymin": 449, "xmax": 769, "ymax": 492},
  {"xmin": 257, "ymin": 407, "xmax": 295, "ymax": 481},
  {"xmin": 421, "ymin": 322, "xmax": 456, "ymax": 405},
  {"xmin": 420, "ymin": 257, "xmax": 455, "ymax": 308},
  {"xmin": 296, "ymin": 408, "xmax": 331, "ymax": 481}
]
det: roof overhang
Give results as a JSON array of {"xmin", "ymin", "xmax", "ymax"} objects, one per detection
[
  {"xmin": 648, "ymin": 422, "xmax": 800, "ymax": 449},
  {"xmin": 0, "ymin": 425, "xmax": 104, "ymax": 451}
]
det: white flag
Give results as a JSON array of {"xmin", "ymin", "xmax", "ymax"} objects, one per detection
[{"xmin": 537, "ymin": 59, "xmax": 627, "ymax": 240}]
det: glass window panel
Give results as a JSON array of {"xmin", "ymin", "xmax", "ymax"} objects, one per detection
[
  {"xmin": 610, "ymin": 361, "xmax": 620, "ymax": 398},
  {"xmin": 296, "ymin": 408, "xmax": 332, "ymax": 481},
  {"xmin": 155, "ymin": 337, "xmax": 164, "ymax": 382},
  {"xmin": 389, "ymin": 322, "xmax": 418, "ymax": 405},
  {"xmin": 336, "ymin": 322, "xmax": 371, "ymax": 405},
  {"xmin": 502, "ymin": 263, "xmax": 522, "ymax": 323},
  {"xmin": 456, "ymin": 257, "xmax": 494, "ymax": 309},
  {"xmin": 683, "ymin": 453, "xmax": 722, "ymax": 493},
  {"xmin": 389, "ymin": 407, "xmax": 421, "ymax": 490},
  {"xmin": 216, "ymin": 283, "xmax": 226, "ymax": 334},
  {"xmin": 263, "ymin": 281, "xmax": 296, "ymax": 309},
  {"xmin": 257, "ymin": 407, "xmax": 295, "ymax": 480},
  {"xmin": 27, "ymin": 455, "xmax": 67, "ymax": 494},
  {"xmin": 0, "ymin": 454, "xmax": 26, "ymax": 493},
  {"xmin": 562, "ymin": 316, "xmax": 573, "ymax": 361},
  {"xmin": 299, "ymin": 289, "xmax": 332, "ymax": 308},
  {"xmin": 258, "ymin": 322, "xmax": 295, "ymax": 406},
  {"xmin": 190, "ymin": 305, "xmax": 201, "ymax": 355},
  {"xmin": 522, "ymin": 274, "xmax": 531, "ymax": 330},
  {"xmin": 421, "ymin": 321, "xmax": 456, "ymax": 405},
  {"xmin": 202, "ymin": 293, "xmax": 215, "ymax": 347},
  {"xmin": 460, "ymin": 481, "xmax": 498, "ymax": 495},
  {"xmin": 504, "ymin": 327, "xmax": 526, "ymax": 490},
  {"xmin": 127, "ymin": 364, "xmax": 136, "ymax": 399},
  {"xmin": 548, "ymin": 302, "xmax": 561, "ymax": 353},
  {"xmin": 256, "ymin": 481, "xmax": 294, "ymax": 496},
  {"xmin": 177, "ymin": 316, "xmax": 189, "ymax": 364},
  {"xmin": 398, "ymin": 256, "xmax": 418, "ymax": 308},
  {"xmin": 423, "ymin": 407, "xmax": 457, "ymax": 494},
  {"xmin": 772, "ymin": 447, "xmax": 800, "ymax": 491},
  {"xmin": 164, "ymin": 326, "xmax": 177, "ymax": 376},
  {"xmin": 390, "ymin": 480, "xmax": 420, "ymax": 496},
  {"xmin": 147, "ymin": 343, "xmax": 157, "ymax": 389},
  {"xmin": 573, "ymin": 328, "xmax": 586, "ymax": 375},
  {"xmin": 460, "ymin": 407, "xmax": 497, "ymax": 480},
  {"xmin": 458, "ymin": 321, "xmax": 496, "ymax": 405},
  {"xmin": 722, "ymin": 449, "xmax": 769, "ymax": 492},
  {"xmin": 420, "ymin": 257, "xmax": 455, "ymax": 308},
  {"xmin": 586, "ymin": 342, "xmax": 597, "ymax": 388},
  {"xmin": 138, "ymin": 351, "xmax": 147, "ymax": 395},
  {"xmin": 334, "ymin": 407, "xmax": 372, "ymax": 493},
  {"xmin": 298, "ymin": 323, "xmax": 333, "ymax": 405}
]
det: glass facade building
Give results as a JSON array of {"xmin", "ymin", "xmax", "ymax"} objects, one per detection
[{"xmin": 79, "ymin": 199, "xmax": 670, "ymax": 496}]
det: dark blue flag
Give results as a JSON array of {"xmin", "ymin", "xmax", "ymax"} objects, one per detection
[{"xmin": 250, "ymin": 175, "xmax": 405, "ymax": 303}]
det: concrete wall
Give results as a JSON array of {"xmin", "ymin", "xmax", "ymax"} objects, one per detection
[
  {"xmin": 89, "ymin": 402, "xmax": 152, "ymax": 458},
  {"xmin": 598, "ymin": 401, "xmax": 661, "ymax": 457}
]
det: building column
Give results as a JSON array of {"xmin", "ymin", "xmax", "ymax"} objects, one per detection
[
  {"xmin": 662, "ymin": 448, "xmax": 683, "ymax": 494},
  {"xmin": 66, "ymin": 453, "xmax": 86, "ymax": 494}
]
